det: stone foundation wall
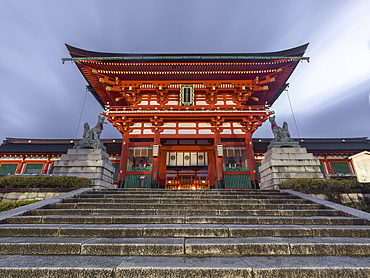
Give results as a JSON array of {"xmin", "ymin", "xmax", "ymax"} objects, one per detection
[
  {"xmin": 0, "ymin": 189, "xmax": 74, "ymax": 202},
  {"xmin": 309, "ymin": 192, "xmax": 370, "ymax": 204},
  {"xmin": 296, "ymin": 189, "xmax": 370, "ymax": 212}
]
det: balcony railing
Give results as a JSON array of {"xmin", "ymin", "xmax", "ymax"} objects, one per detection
[
  {"xmin": 126, "ymin": 166, "xmax": 152, "ymax": 172},
  {"xmin": 223, "ymin": 166, "xmax": 249, "ymax": 172}
]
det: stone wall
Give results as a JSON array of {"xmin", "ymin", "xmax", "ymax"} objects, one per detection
[
  {"xmin": 0, "ymin": 188, "xmax": 74, "ymax": 202},
  {"xmin": 296, "ymin": 189, "xmax": 370, "ymax": 212}
]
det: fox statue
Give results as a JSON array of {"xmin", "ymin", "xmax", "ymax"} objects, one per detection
[
  {"xmin": 82, "ymin": 115, "xmax": 105, "ymax": 141},
  {"xmin": 74, "ymin": 115, "xmax": 107, "ymax": 151},
  {"xmin": 269, "ymin": 115, "xmax": 291, "ymax": 141}
]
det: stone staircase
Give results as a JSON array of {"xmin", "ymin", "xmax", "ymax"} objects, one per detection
[{"xmin": 0, "ymin": 188, "xmax": 369, "ymax": 277}]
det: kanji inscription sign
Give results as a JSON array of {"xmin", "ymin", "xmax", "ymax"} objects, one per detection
[{"xmin": 180, "ymin": 84, "xmax": 194, "ymax": 106}]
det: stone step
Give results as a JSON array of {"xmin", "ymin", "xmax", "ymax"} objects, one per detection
[
  {"xmin": 185, "ymin": 237, "xmax": 370, "ymax": 256},
  {"xmin": 27, "ymin": 208, "xmax": 346, "ymax": 217},
  {"xmin": 47, "ymin": 202, "xmax": 329, "ymax": 210},
  {"xmin": 115, "ymin": 255, "xmax": 370, "ymax": 277},
  {"xmin": 84, "ymin": 189, "xmax": 294, "ymax": 194},
  {"xmin": 89, "ymin": 189, "xmax": 280, "ymax": 194},
  {"xmin": 0, "ymin": 237, "xmax": 369, "ymax": 256},
  {"xmin": 7, "ymin": 215, "xmax": 366, "ymax": 225},
  {"xmin": 83, "ymin": 193, "xmax": 294, "ymax": 199},
  {"xmin": 1, "ymin": 188, "xmax": 369, "ymax": 276},
  {"xmin": 63, "ymin": 197, "xmax": 313, "ymax": 204},
  {"xmin": 0, "ymin": 255, "xmax": 368, "ymax": 277},
  {"xmin": 1, "ymin": 224, "xmax": 369, "ymax": 238},
  {"xmin": 77, "ymin": 193, "xmax": 300, "ymax": 199},
  {"xmin": 0, "ymin": 237, "xmax": 183, "ymax": 256}
]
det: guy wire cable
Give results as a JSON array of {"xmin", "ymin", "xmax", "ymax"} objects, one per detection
[
  {"xmin": 75, "ymin": 87, "xmax": 88, "ymax": 139},
  {"xmin": 286, "ymin": 84, "xmax": 301, "ymax": 138}
]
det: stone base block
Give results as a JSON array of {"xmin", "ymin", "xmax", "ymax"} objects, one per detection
[
  {"xmin": 259, "ymin": 147, "xmax": 324, "ymax": 190},
  {"xmin": 53, "ymin": 168, "xmax": 113, "ymax": 178},
  {"xmin": 52, "ymin": 149, "xmax": 114, "ymax": 188},
  {"xmin": 267, "ymin": 140, "xmax": 300, "ymax": 150},
  {"xmin": 91, "ymin": 180, "xmax": 116, "ymax": 189},
  {"xmin": 53, "ymin": 160, "xmax": 114, "ymax": 172}
]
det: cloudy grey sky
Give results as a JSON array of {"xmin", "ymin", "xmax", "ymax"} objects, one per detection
[{"xmin": 1, "ymin": 0, "xmax": 370, "ymax": 142}]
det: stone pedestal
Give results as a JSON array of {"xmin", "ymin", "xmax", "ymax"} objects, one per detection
[
  {"xmin": 52, "ymin": 149, "xmax": 115, "ymax": 188},
  {"xmin": 259, "ymin": 147, "xmax": 324, "ymax": 190}
]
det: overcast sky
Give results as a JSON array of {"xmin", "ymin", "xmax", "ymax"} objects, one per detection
[{"xmin": 1, "ymin": 0, "xmax": 370, "ymax": 142}]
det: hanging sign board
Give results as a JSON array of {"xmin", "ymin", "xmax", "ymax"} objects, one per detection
[{"xmin": 180, "ymin": 84, "xmax": 194, "ymax": 106}]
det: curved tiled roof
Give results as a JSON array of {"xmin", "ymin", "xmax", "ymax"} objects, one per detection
[
  {"xmin": 65, "ymin": 43, "xmax": 309, "ymax": 62},
  {"xmin": 65, "ymin": 44, "xmax": 309, "ymax": 108}
]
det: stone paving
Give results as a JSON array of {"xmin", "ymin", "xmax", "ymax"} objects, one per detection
[{"xmin": 0, "ymin": 188, "xmax": 369, "ymax": 277}]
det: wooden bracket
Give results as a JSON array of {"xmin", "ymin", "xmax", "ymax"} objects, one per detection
[
  {"xmin": 150, "ymin": 116, "xmax": 164, "ymax": 133},
  {"xmin": 211, "ymin": 116, "xmax": 225, "ymax": 133},
  {"xmin": 110, "ymin": 116, "xmax": 133, "ymax": 134},
  {"xmin": 205, "ymin": 89, "xmax": 217, "ymax": 105},
  {"xmin": 157, "ymin": 88, "xmax": 168, "ymax": 105}
]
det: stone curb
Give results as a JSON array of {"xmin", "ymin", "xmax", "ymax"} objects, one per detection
[
  {"xmin": 283, "ymin": 189, "xmax": 370, "ymax": 222},
  {"xmin": 0, "ymin": 188, "xmax": 93, "ymax": 223},
  {"xmin": 0, "ymin": 188, "xmax": 74, "ymax": 193}
]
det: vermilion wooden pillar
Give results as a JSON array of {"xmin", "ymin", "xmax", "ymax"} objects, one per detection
[
  {"xmin": 245, "ymin": 132, "xmax": 259, "ymax": 189},
  {"xmin": 158, "ymin": 151, "xmax": 167, "ymax": 188},
  {"xmin": 207, "ymin": 151, "xmax": 216, "ymax": 189},
  {"xmin": 15, "ymin": 158, "xmax": 25, "ymax": 174},
  {"xmin": 41, "ymin": 156, "xmax": 51, "ymax": 174},
  {"xmin": 118, "ymin": 132, "xmax": 129, "ymax": 188},
  {"xmin": 214, "ymin": 132, "xmax": 224, "ymax": 189},
  {"xmin": 151, "ymin": 132, "xmax": 160, "ymax": 188},
  {"xmin": 324, "ymin": 155, "xmax": 334, "ymax": 174}
]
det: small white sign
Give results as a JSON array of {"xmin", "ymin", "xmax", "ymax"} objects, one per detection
[
  {"xmin": 153, "ymin": 145, "xmax": 159, "ymax": 157},
  {"xmin": 217, "ymin": 145, "xmax": 223, "ymax": 157}
]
